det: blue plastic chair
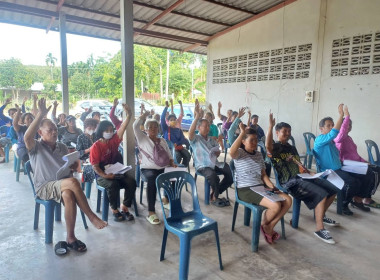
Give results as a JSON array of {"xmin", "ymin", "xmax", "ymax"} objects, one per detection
[
  {"xmin": 25, "ymin": 161, "xmax": 88, "ymax": 244},
  {"xmin": 365, "ymin": 140, "xmax": 380, "ymax": 166},
  {"xmin": 257, "ymin": 141, "xmax": 272, "ymax": 177},
  {"xmin": 156, "ymin": 171, "xmax": 223, "ymax": 280},
  {"xmin": 303, "ymin": 132, "xmax": 316, "ymax": 169},
  {"xmin": 230, "ymin": 161, "xmax": 286, "ymax": 252},
  {"xmin": 96, "ymin": 183, "xmax": 139, "ymax": 222},
  {"xmin": 289, "ymin": 135, "xmax": 307, "ymax": 164},
  {"xmin": 312, "ymin": 150, "xmax": 343, "ymax": 215}
]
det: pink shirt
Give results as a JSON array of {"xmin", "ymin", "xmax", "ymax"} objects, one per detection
[
  {"xmin": 109, "ymin": 106, "xmax": 122, "ymax": 130},
  {"xmin": 334, "ymin": 116, "xmax": 366, "ymax": 162}
]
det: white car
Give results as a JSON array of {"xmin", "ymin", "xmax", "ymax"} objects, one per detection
[
  {"xmin": 115, "ymin": 98, "xmax": 155, "ymax": 117},
  {"xmin": 73, "ymin": 99, "xmax": 113, "ymax": 117}
]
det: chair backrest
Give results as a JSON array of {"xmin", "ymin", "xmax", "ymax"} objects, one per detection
[
  {"xmin": 365, "ymin": 140, "xmax": 380, "ymax": 165},
  {"xmin": 303, "ymin": 132, "xmax": 316, "ymax": 155},
  {"xmin": 25, "ymin": 161, "xmax": 37, "ymax": 196},
  {"xmin": 270, "ymin": 162, "xmax": 288, "ymax": 193},
  {"xmin": 257, "ymin": 141, "xmax": 267, "ymax": 159},
  {"xmin": 156, "ymin": 171, "xmax": 201, "ymax": 221},
  {"xmin": 289, "ymin": 136, "xmax": 296, "ymax": 147},
  {"xmin": 311, "ymin": 149, "xmax": 321, "ymax": 172}
]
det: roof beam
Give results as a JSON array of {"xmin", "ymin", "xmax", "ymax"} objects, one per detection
[
  {"xmin": 45, "ymin": 0, "xmax": 64, "ymax": 33},
  {"xmin": 182, "ymin": 0, "xmax": 296, "ymax": 52},
  {"xmin": 202, "ymin": 0, "xmax": 257, "ymax": 15}
]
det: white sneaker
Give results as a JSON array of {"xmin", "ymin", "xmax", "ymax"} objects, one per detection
[{"xmin": 314, "ymin": 229, "xmax": 335, "ymax": 244}]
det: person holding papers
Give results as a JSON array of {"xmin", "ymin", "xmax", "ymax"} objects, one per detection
[
  {"xmin": 189, "ymin": 101, "xmax": 233, "ymax": 208},
  {"xmin": 230, "ymin": 122, "xmax": 291, "ymax": 245},
  {"xmin": 25, "ymin": 98, "xmax": 107, "ymax": 253},
  {"xmin": 334, "ymin": 106, "xmax": 380, "ymax": 208},
  {"xmin": 266, "ymin": 112, "xmax": 340, "ymax": 244},
  {"xmin": 90, "ymin": 104, "xmax": 137, "ymax": 222},
  {"xmin": 314, "ymin": 104, "xmax": 372, "ymax": 215}
]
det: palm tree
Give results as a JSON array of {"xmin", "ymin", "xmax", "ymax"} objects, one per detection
[{"xmin": 45, "ymin": 53, "xmax": 57, "ymax": 79}]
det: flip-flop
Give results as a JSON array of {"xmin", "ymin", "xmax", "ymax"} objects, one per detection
[
  {"xmin": 121, "ymin": 211, "xmax": 135, "ymax": 221},
  {"xmin": 221, "ymin": 197, "xmax": 230, "ymax": 206},
  {"xmin": 364, "ymin": 200, "xmax": 380, "ymax": 208},
  {"xmin": 113, "ymin": 211, "xmax": 126, "ymax": 222},
  {"xmin": 67, "ymin": 240, "xmax": 87, "ymax": 252},
  {"xmin": 211, "ymin": 198, "xmax": 226, "ymax": 207},
  {"xmin": 260, "ymin": 225, "xmax": 273, "ymax": 244},
  {"xmin": 146, "ymin": 214, "xmax": 161, "ymax": 225},
  {"xmin": 55, "ymin": 241, "xmax": 68, "ymax": 256},
  {"xmin": 272, "ymin": 231, "xmax": 281, "ymax": 241}
]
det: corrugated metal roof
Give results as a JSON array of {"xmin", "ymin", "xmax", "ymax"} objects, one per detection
[{"xmin": 0, "ymin": 0, "xmax": 290, "ymax": 55}]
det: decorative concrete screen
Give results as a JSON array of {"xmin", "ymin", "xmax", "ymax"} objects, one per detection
[
  {"xmin": 331, "ymin": 32, "xmax": 380, "ymax": 77},
  {"xmin": 212, "ymin": 43, "xmax": 312, "ymax": 84}
]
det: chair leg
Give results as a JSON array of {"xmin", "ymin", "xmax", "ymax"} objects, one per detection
[
  {"xmin": 101, "ymin": 190, "xmax": 109, "ymax": 222},
  {"xmin": 303, "ymin": 155, "xmax": 308, "ymax": 168},
  {"xmin": 4, "ymin": 145, "xmax": 9, "ymax": 163},
  {"xmin": 140, "ymin": 181, "xmax": 144, "ymax": 205},
  {"xmin": 44, "ymin": 204, "xmax": 55, "ymax": 244},
  {"xmin": 280, "ymin": 217, "xmax": 286, "ymax": 240},
  {"xmin": 231, "ymin": 202, "xmax": 239, "ymax": 231},
  {"xmin": 251, "ymin": 207, "xmax": 263, "ymax": 252},
  {"xmin": 225, "ymin": 188, "xmax": 229, "ymax": 200},
  {"xmin": 213, "ymin": 226, "xmax": 223, "ymax": 270},
  {"xmin": 15, "ymin": 156, "xmax": 21, "ymax": 182},
  {"xmin": 307, "ymin": 155, "xmax": 313, "ymax": 169},
  {"xmin": 34, "ymin": 203, "xmax": 40, "ymax": 230},
  {"xmin": 13, "ymin": 155, "xmax": 17, "ymax": 172},
  {"xmin": 133, "ymin": 195, "xmax": 139, "ymax": 217},
  {"xmin": 85, "ymin": 181, "xmax": 92, "ymax": 198},
  {"xmin": 96, "ymin": 189, "xmax": 101, "ymax": 213},
  {"xmin": 204, "ymin": 181, "xmax": 210, "ymax": 205},
  {"xmin": 55, "ymin": 204, "xmax": 62, "ymax": 222},
  {"xmin": 291, "ymin": 198, "xmax": 301, "ymax": 229},
  {"xmin": 337, "ymin": 190, "xmax": 343, "ymax": 215},
  {"xmin": 160, "ymin": 228, "xmax": 168, "ymax": 261},
  {"xmin": 80, "ymin": 209, "xmax": 88, "ymax": 229},
  {"xmin": 243, "ymin": 206, "xmax": 251, "ymax": 226},
  {"xmin": 178, "ymin": 238, "xmax": 192, "ymax": 280}
]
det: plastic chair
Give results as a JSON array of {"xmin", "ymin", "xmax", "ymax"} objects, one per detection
[
  {"xmin": 25, "ymin": 161, "xmax": 88, "ymax": 244},
  {"xmin": 365, "ymin": 140, "xmax": 380, "ymax": 166},
  {"xmin": 289, "ymin": 135, "xmax": 306, "ymax": 164},
  {"xmin": 303, "ymin": 132, "xmax": 316, "ymax": 169},
  {"xmin": 156, "ymin": 171, "xmax": 223, "ymax": 280},
  {"xmin": 194, "ymin": 169, "xmax": 229, "ymax": 205},
  {"xmin": 14, "ymin": 150, "xmax": 25, "ymax": 182},
  {"xmin": 96, "ymin": 184, "xmax": 139, "ymax": 222},
  {"xmin": 312, "ymin": 150, "xmax": 343, "ymax": 215},
  {"xmin": 257, "ymin": 141, "xmax": 271, "ymax": 177},
  {"xmin": 230, "ymin": 161, "xmax": 286, "ymax": 252},
  {"xmin": 81, "ymin": 181, "xmax": 93, "ymax": 198}
]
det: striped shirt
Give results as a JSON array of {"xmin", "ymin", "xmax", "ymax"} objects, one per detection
[{"xmin": 235, "ymin": 148, "xmax": 265, "ymax": 188}]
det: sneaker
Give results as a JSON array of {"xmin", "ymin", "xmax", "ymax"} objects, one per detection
[
  {"xmin": 314, "ymin": 229, "xmax": 335, "ymax": 244},
  {"xmin": 323, "ymin": 216, "xmax": 340, "ymax": 226},
  {"xmin": 342, "ymin": 205, "xmax": 354, "ymax": 216},
  {"xmin": 351, "ymin": 201, "xmax": 370, "ymax": 212}
]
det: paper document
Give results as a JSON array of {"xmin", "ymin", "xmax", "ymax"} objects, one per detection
[
  {"xmin": 250, "ymin": 186, "xmax": 285, "ymax": 202},
  {"xmin": 70, "ymin": 142, "xmax": 77, "ymax": 148},
  {"xmin": 104, "ymin": 162, "xmax": 132, "ymax": 175},
  {"xmin": 164, "ymin": 166, "xmax": 188, "ymax": 173},
  {"xmin": 56, "ymin": 151, "xmax": 80, "ymax": 180},
  {"xmin": 297, "ymin": 169, "xmax": 344, "ymax": 190},
  {"xmin": 341, "ymin": 160, "xmax": 368, "ymax": 175}
]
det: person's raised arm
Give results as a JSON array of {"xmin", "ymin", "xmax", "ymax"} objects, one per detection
[
  {"xmin": 178, "ymin": 100, "xmax": 184, "ymax": 117},
  {"xmin": 217, "ymin": 101, "xmax": 222, "ymax": 119},
  {"xmin": 116, "ymin": 104, "xmax": 132, "ymax": 140},
  {"xmin": 0, "ymin": 98, "xmax": 11, "ymax": 120},
  {"xmin": 228, "ymin": 107, "xmax": 245, "ymax": 143},
  {"xmin": 21, "ymin": 96, "xmax": 27, "ymax": 113},
  {"xmin": 265, "ymin": 111, "xmax": 276, "ymax": 155},
  {"xmin": 161, "ymin": 101, "xmax": 169, "ymax": 131},
  {"xmin": 12, "ymin": 104, "xmax": 22, "ymax": 132},
  {"xmin": 247, "ymin": 111, "xmax": 252, "ymax": 127},
  {"xmin": 170, "ymin": 98, "xmax": 174, "ymax": 114},
  {"xmin": 188, "ymin": 102, "xmax": 200, "ymax": 141},
  {"xmin": 25, "ymin": 98, "xmax": 51, "ymax": 152},
  {"xmin": 51, "ymin": 100, "xmax": 58, "ymax": 124},
  {"xmin": 334, "ymin": 105, "xmax": 350, "ymax": 143},
  {"xmin": 333, "ymin": 103, "xmax": 344, "ymax": 131},
  {"xmin": 80, "ymin": 107, "xmax": 92, "ymax": 122},
  {"xmin": 32, "ymin": 93, "xmax": 38, "ymax": 116},
  {"xmin": 208, "ymin": 103, "xmax": 215, "ymax": 120},
  {"xmin": 133, "ymin": 110, "xmax": 150, "ymax": 143},
  {"xmin": 230, "ymin": 122, "xmax": 245, "ymax": 159}
]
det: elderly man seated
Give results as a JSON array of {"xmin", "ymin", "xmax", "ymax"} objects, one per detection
[
  {"xmin": 189, "ymin": 101, "xmax": 233, "ymax": 207},
  {"xmin": 25, "ymin": 98, "xmax": 107, "ymax": 252}
]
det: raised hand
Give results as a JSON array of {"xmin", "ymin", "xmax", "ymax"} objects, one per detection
[
  {"xmin": 88, "ymin": 106, "xmax": 93, "ymax": 113},
  {"xmin": 38, "ymin": 98, "xmax": 52, "ymax": 117},
  {"xmin": 165, "ymin": 100, "xmax": 169, "ymax": 107},
  {"xmin": 122, "ymin": 104, "xmax": 132, "ymax": 115},
  {"xmin": 22, "ymin": 96, "xmax": 28, "ymax": 104},
  {"xmin": 269, "ymin": 111, "xmax": 276, "ymax": 128},
  {"xmin": 343, "ymin": 105, "xmax": 349, "ymax": 117},
  {"xmin": 142, "ymin": 110, "xmax": 150, "ymax": 118},
  {"xmin": 169, "ymin": 98, "xmax": 173, "ymax": 105},
  {"xmin": 238, "ymin": 107, "xmax": 246, "ymax": 118},
  {"xmin": 150, "ymin": 109, "xmax": 155, "ymax": 115},
  {"xmin": 15, "ymin": 104, "xmax": 21, "ymax": 112},
  {"xmin": 33, "ymin": 93, "xmax": 38, "ymax": 101},
  {"xmin": 178, "ymin": 100, "xmax": 182, "ymax": 105},
  {"xmin": 338, "ymin": 103, "xmax": 344, "ymax": 116},
  {"xmin": 195, "ymin": 98, "xmax": 199, "ymax": 107},
  {"xmin": 208, "ymin": 103, "xmax": 213, "ymax": 111},
  {"xmin": 239, "ymin": 122, "xmax": 245, "ymax": 134},
  {"xmin": 113, "ymin": 98, "xmax": 118, "ymax": 107},
  {"xmin": 218, "ymin": 101, "xmax": 222, "ymax": 108},
  {"xmin": 5, "ymin": 98, "xmax": 11, "ymax": 105},
  {"xmin": 53, "ymin": 100, "xmax": 59, "ymax": 108}
]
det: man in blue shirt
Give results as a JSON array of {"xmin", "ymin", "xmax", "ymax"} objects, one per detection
[
  {"xmin": 314, "ymin": 104, "xmax": 372, "ymax": 215},
  {"xmin": 0, "ymin": 98, "xmax": 17, "ymax": 162}
]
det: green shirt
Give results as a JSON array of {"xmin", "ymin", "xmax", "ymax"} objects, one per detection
[{"xmin": 208, "ymin": 124, "xmax": 219, "ymax": 137}]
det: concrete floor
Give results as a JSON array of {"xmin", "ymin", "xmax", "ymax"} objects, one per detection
[{"xmin": 0, "ymin": 154, "xmax": 379, "ymax": 280}]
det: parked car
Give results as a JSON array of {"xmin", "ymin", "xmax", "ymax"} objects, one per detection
[
  {"xmin": 115, "ymin": 98, "xmax": 154, "ymax": 117},
  {"xmin": 172, "ymin": 104, "xmax": 195, "ymax": 131},
  {"xmin": 73, "ymin": 99, "xmax": 113, "ymax": 117}
]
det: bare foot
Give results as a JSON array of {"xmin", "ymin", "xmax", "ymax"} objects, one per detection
[{"xmin": 89, "ymin": 214, "xmax": 108, "ymax": 229}]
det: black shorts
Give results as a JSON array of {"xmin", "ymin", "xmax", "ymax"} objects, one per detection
[{"xmin": 287, "ymin": 178, "xmax": 338, "ymax": 210}]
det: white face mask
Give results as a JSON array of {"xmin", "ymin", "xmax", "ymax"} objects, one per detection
[
  {"xmin": 103, "ymin": 132, "xmax": 113, "ymax": 140},
  {"xmin": 86, "ymin": 129, "xmax": 94, "ymax": 135}
]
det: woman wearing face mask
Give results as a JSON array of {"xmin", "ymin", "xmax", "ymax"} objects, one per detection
[
  {"xmin": 76, "ymin": 118, "xmax": 99, "ymax": 184},
  {"xmin": 12, "ymin": 104, "xmax": 36, "ymax": 162},
  {"xmin": 58, "ymin": 115, "xmax": 83, "ymax": 149},
  {"xmin": 90, "ymin": 104, "xmax": 137, "ymax": 222}
]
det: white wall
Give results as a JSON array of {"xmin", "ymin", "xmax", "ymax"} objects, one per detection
[{"xmin": 207, "ymin": 0, "xmax": 380, "ymax": 157}]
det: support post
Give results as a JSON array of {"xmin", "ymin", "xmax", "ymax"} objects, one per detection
[{"xmin": 59, "ymin": 12, "xmax": 69, "ymax": 115}]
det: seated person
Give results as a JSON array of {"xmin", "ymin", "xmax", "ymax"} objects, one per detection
[
  {"xmin": 266, "ymin": 112, "xmax": 340, "ymax": 244},
  {"xmin": 334, "ymin": 108, "xmax": 380, "ymax": 208},
  {"xmin": 76, "ymin": 118, "xmax": 99, "ymax": 183},
  {"xmin": 230, "ymin": 122, "xmax": 291, "ymax": 244},
  {"xmin": 205, "ymin": 104, "xmax": 219, "ymax": 141},
  {"xmin": 0, "ymin": 98, "xmax": 17, "ymax": 163},
  {"xmin": 248, "ymin": 111, "xmax": 265, "ymax": 141},
  {"xmin": 13, "ymin": 104, "xmax": 36, "ymax": 162},
  {"xmin": 80, "ymin": 107, "xmax": 101, "ymax": 122},
  {"xmin": 58, "ymin": 115, "xmax": 83, "ymax": 148},
  {"xmin": 25, "ymin": 98, "xmax": 107, "ymax": 251},
  {"xmin": 161, "ymin": 101, "xmax": 191, "ymax": 167},
  {"xmin": 217, "ymin": 101, "xmax": 237, "ymax": 136},
  {"xmin": 189, "ymin": 102, "xmax": 233, "ymax": 207},
  {"xmin": 133, "ymin": 111, "xmax": 176, "ymax": 225},
  {"xmin": 90, "ymin": 104, "xmax": 136, "ymax": 222}
]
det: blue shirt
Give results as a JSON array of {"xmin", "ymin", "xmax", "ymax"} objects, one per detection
[
  {"xmin": 228, "ymin": 117, "xmax": 241, "ymax": 146},
  {"xmin": 314, "ymin": 128, "xmax": 341, "ymax": 171},
  {"xmin": 161, "ymin": 106, "xmax": 187, "ymax": 146},
  {"xmin": 190, "ymin": 134, "xmax": 223, "ymax": 170},
  {"xmin": 0, "ymin": 104, "xmax": 12, "ymax": 127}
]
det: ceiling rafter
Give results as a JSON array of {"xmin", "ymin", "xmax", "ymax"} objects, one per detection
[
  {"xmin": 202, "ymin": 0, "xmax": 257, "ymax": 15},
  {"xmin": 45, "ymin": 0, "xmax": 64, "ymax": 33}
]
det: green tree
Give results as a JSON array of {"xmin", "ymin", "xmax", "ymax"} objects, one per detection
[{"xmin": 45, "ymin": 53, "xmax": 57, "ymax": 79}]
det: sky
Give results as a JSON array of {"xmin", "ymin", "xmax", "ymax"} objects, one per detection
[{"xmin": 0, "ymin": 23, "xmax": 121, "ymax": 66}]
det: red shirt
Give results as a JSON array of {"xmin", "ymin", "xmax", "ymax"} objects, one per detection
[{"xmin": 90, "ymin": 134, "xmax": 122, "ymax": 166}]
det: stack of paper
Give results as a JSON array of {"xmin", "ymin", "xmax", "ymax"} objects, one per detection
[
  {"xmin": 104, "ymin": 162, "xmax": 132, "ymax": 175},
  {"xmin": 341, "ymin": 160, "xmax": 368, "ymax": 175},
  {"xmin": 250, "ymin": 185, "xmax": 285, "ymax": 202},
  {"xmin": 297, "ymin": 169, "xmax": 344, "ymax": 190},
  {"xmin": 56, "ymin": 151, "xmax": 80, "ymax": 180}
]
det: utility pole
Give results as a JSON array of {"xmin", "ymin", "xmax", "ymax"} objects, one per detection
[{"xmin": 165, "ymin": 49, "xmax": 169, "ymax": 100}]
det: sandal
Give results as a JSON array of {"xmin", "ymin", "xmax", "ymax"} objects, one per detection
[
  {"xmin": 67, "ymin": 240, "xmax": 87, "ymax": 252},
  {"xmin": 221, "ymin": 197, "xmax": 230, "ymax": 206},
  {"xmin": 146, "ymin": 214, "xmax": 161, "ymax": 225},
  {"xmin": 272, "ymin": 231, "xmax": 281, "ymax": 241},
  {"xmin": 113, "ymin": 211, "xmax": 126, "ymax": 222},
  {"xmin": 364, "ymin": 200, "xmax": 380, "ymax": 208},
  {"xmin": 121, "ymin": 211, "xmax": 135, "ymax": 221},
  {"xmin": 211, "ymin": 198, "xmax": 226, "ymax": 207},
  {"xmin": 260, "ymin": 225, "xmax": 273, "ymax": 245},
  {"xmin": 55, "ymin": 241, "xmax": 68, "ymax": 256}
]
